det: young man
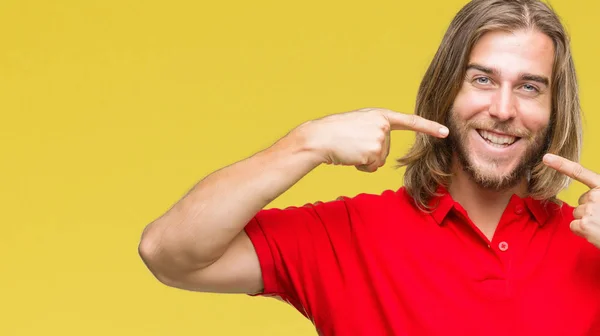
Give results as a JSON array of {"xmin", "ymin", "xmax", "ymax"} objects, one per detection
[{"xmin": 139, "ymin": 0, "xmax": 600, "ymax": 335}]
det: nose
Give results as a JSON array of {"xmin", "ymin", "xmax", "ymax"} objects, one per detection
[{"xmin": 488, "ymin": 86, "xmax": 517, "ymax": 121}]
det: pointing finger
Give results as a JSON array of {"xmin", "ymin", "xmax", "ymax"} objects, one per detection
[
  {"xmin": 380, "ymin": 109, "xmax": 449, "ymax": 138},
  {"xmin": 543, "ymin": 154, "xmax": 600, "ymax": 189}
]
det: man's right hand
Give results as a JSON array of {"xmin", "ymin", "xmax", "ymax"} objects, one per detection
[{"xmin": 295, "ymin": 108, "xmax": 450, "ymax": 173}]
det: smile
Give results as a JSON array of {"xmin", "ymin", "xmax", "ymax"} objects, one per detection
[{"xmin": 476, "ymin": 129, "xmax": 519, "ymax": 148}]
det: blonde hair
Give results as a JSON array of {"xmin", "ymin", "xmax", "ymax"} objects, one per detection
[{"xmin": 396, "ymin": 0, "xmax": 582, "ymax": 209}]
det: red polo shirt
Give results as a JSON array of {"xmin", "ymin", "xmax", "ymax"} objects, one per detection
[{"xmin": 244, "ymin": 186, "xmax": 600, "ymax": 335}]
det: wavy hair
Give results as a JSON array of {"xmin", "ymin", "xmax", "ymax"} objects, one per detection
[{"xmin": 396, "ymin": 0, "xmax": 582, "ymax": 209}]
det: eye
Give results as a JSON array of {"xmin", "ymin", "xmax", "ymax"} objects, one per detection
[
  {"xmin": 522, "ymin": 83, "xmax": 539, "ymax": 92},
  {"xmin": 475, "ymin": 76, "xmax": 490, "ymax": 85}
]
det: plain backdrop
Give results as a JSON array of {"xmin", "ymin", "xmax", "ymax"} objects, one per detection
[{"xmin": 1, "ymin": 0, "xmax": 598, "ymax": 335}]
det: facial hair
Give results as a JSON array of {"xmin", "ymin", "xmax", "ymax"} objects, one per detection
[{"xmin": 445, "ymin": 111, "xmax": 549, "ymax": 191}]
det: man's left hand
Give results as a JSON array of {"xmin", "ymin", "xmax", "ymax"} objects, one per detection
[{"xmin": 543, "ymin": 153, "xmax": 600, "ymax": 249}]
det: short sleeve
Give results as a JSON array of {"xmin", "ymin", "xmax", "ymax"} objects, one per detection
[{"xmin": 243, "ymin": 197, "xmax": 355, "ymax": 320}]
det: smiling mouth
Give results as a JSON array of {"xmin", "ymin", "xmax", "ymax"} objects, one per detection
[{"xmin": 477, "ymin": 129, "xmax": 520, "ymax": 148}]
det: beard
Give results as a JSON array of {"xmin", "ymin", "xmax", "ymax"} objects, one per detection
[{"xmin": 445, "ymin": 111, "xmax": 549, "ymax": 191}]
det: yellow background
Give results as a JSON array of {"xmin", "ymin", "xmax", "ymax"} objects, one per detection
[{"xmin": 1, "ymin": 0, "xmax": 598, "ymax": 335}]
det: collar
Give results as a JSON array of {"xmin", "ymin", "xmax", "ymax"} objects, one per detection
[
  {"xmin": 523, "ymin": 196, "xmax": 555, "ymax": 226},
  {"xmin": 427, "ymin": 186, "xmax": 455, "ymax": 225},
  {"xmin": 427, "ymin": 185, "xmax": 553, "ymax": 226}
]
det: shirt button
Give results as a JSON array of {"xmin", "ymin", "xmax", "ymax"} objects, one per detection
[
  {"xmin": 498, "ymin": 241, "xmax": 509, "ymax": 251},
  {"xmin": 515, "ymin": 205, "xmax": 524, "ymax": 215}
]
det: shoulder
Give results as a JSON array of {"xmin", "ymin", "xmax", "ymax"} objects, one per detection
[
  {"xmin": 336, "ymin": 186, "xmax": 412, "ymax": 203},
  {"xmin": 327, "ymin": 187, "xmax": 424, "ymax": 229},
  {"xmin": 250, "ymin": 187, "xmax": 418, "ymax": 233},
  {"xmin": 334, "ymin": 186, "xmax": 414, "ymax": 210}
]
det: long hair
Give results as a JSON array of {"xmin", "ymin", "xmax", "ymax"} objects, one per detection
[{"xmin": 396, "ymin": 0, "xmax": 582, "ymax": 210}]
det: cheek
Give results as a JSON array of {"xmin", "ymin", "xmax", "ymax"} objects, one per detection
[
  {"xmin": 519, "ymin": 100, "xmax": 551, "ymax": 133},
  {"xmin": 453, "ymin": 86, "xmax": 492, "ymax": 119}
]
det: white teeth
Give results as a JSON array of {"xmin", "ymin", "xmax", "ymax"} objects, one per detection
[{"xmin": 478, "ymin": 130, "xmax": 517, "ymax": 146}]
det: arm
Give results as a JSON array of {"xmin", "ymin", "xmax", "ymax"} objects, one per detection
[
  {"xmin": 138, "ymin": 125, "xmax": 324, "ymax": 294},
  {"xmin": 138, "ymin": 108, "xmax": 449, "ymax": 294}
]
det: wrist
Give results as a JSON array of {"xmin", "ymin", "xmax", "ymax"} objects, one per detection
[{"xmin": 281, "ymin": 121, "xmax": 328, "ymax": 166}]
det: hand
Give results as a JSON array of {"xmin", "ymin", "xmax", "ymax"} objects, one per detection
[
  {"xmin": 543, "ymin": 153, "xmax": 600, "ymax": 248},
  {"xmin": 297, "ymin": 108, "xmax": 449, "ymax": 173}
]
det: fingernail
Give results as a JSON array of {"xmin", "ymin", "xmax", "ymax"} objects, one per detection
[
  {"xmin": 543, "ymin": 154, "xmax": 554, "ymax": 164},
  {"xmin": 439, "ymin": 127, "xmax": 449, "ymax": 136}
]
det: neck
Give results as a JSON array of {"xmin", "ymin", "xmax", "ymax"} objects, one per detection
[{"xmin": 447, "ymin": 157, "xmax": 528, "ymax": 240}]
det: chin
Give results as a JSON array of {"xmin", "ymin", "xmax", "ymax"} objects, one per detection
[
  {"xmin": 463, "ymin": 156, "xmax": 525, "ymax": 191},
  {"xmin": 474, "ymin": 157, "xmax": 520, "ymax": 176}
]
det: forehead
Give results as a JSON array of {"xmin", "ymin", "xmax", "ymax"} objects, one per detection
[{"xmin": 468, "ymin": 29, "xmax": 555, "ymax": 79}]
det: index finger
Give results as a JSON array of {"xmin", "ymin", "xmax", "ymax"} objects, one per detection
[
  {"xmin": 543, "ymin": 153, "xmax": 600, "ymax": 189},
  {"xmin": 381, "ymin": 110, "xmax": 449, "ymax": 138}
]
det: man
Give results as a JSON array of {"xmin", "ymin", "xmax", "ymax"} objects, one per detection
[{"xmin": 139, "ymin": 0, "xmax": 600, "ymax": 335}]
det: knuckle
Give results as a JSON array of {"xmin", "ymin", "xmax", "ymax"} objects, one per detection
[
  {"xmin": 380, "ymin": 122, "xmax": 390, "ymax": 133},
  {"xmin": 574, "ymin": 205, "xmax": 583, "ymax": 218},
  {"xmin": 585, "ymin": 205, "xmax": 594, "ymax": 217},
  {"xmin": 555, "ymin": 159, "xmax": 564, "ymax": 172},
  {"xmin": 359, "ymin": 156, "xmax": 370, "ymax": 166},
  {"xmin": 572, "ymin": 164, "xmax": 584, "ymax": 180},
  {"xmin": 367, "ymin": 109, "xmax": 380, "ymax": 117},
  {"xmin": 589, "ymin": 190, "xmax": 600, "ymax": 203},
  {"xmin": 580, "ymin": 218, "xmax": 590, "ymax": 233},
  {"xmin": 579, "ymin": 190, "xmax": 591, "ymax": 203},
  {"xmin": 570, "ymin": 220, "xmax": 579, "ymax": 233},
  {"xmin": 409, "ymin": 114, "xmax": 418, "ymax": 128}
]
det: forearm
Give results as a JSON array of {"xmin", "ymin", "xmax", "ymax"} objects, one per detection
[{"xmin": 140, "ymin": 126, "xmax": 324, "ymax": 271}]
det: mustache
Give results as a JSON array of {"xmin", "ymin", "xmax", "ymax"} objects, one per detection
[{"xmin": 465, "ymin": 120, "xmax": 532, "ymax": 138}]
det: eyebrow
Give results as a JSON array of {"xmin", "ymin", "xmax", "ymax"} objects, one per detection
[{"xmin": 466, "ymin": 63, "xmax": 550, "ymax": 87}]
